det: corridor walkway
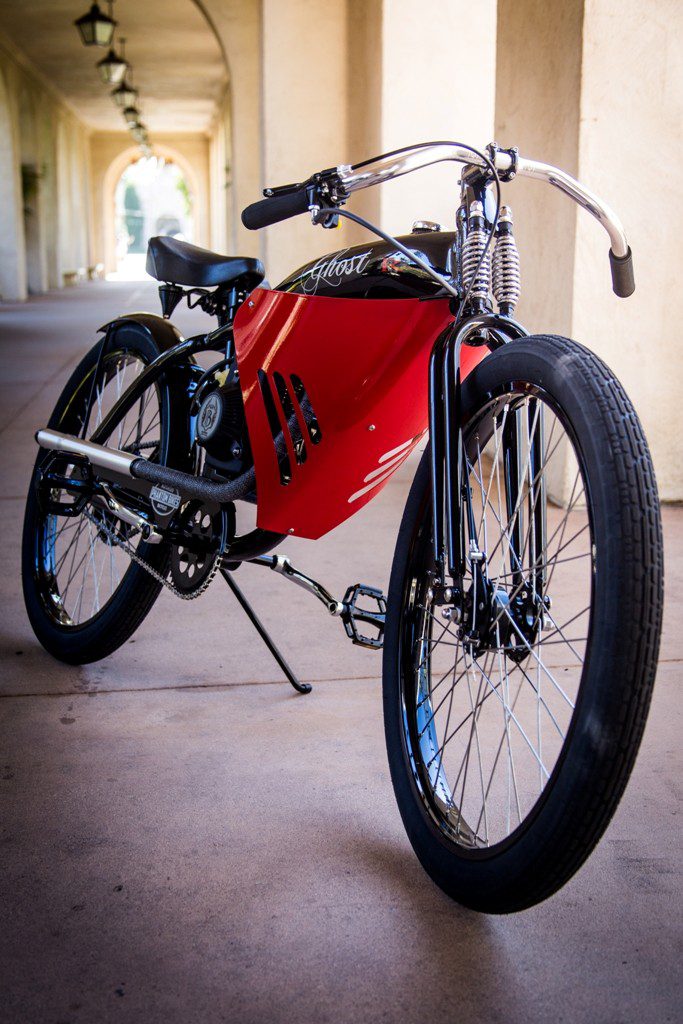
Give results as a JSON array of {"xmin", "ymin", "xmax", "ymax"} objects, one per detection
[{"xmin": 0, "ymin": 282, "xmax": 680, "ymax": 1023}]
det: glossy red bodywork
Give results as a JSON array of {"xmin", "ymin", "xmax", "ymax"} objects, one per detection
[{"xmin": 233, "ymin": 288, "xmax": 486, "ymax": 540}]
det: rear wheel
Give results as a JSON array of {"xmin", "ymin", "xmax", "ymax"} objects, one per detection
[
  {"xmin": 383, "ymin": 335, "xmax": 663, "ymax": 912},
  {"xmin": 22, "ymin": 327, "xmax": 171, "ymax": 664}
]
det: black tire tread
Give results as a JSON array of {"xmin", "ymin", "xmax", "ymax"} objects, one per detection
[{"xmin": 522, "ymin": 335, "xmax": 663, "ymax": 906}]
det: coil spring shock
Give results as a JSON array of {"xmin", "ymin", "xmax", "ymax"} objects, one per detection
[
  {"xmin": 492, "ymin": 206, "xmax": 521, "ymax": 316},
  {"xmin": 461, "ymin": 200, "xmax": 492, "ymax": 305}
]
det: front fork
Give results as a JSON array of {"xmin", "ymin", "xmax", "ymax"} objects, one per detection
[
  {"xmin": 503, "ymin": 398, "xmax": 547, "ymax": 596},
  {"xmin": 429, "ymin": 314, "xmax": 541, "ymax": 599}
]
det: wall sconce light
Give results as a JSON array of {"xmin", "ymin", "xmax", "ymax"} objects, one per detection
[
  {"xmin": 97, "ymin": 35, "xmax": 128, "ymax": 85},
  {"xmin": 74, "ymin": 1, "xmax": 116, "ymax": 47},
  {"xmin": 111, "ymin": 77, "xmax": 138, "ymax": 109}
]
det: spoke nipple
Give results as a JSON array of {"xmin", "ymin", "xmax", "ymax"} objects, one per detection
[{"xmin": 426, "ymin": 587, "xmax": 434, "ymax": 602}]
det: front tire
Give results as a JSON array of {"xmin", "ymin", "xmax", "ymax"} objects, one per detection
[{"xmin": 383, "ymin": 335, "xmax": 663, "ymax": 913}]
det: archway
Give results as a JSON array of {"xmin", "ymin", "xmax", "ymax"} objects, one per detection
[
  {"xmin": 108, "ymin": 155, "xmax": 197, "ymax": 281},
  {"xmin": 101, "ymin": 142, "xmax": 205, "ymax": 278}
]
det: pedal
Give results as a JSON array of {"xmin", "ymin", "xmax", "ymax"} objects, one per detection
[{"xmin": 341, "ymin": 584, "xmax": 386, "ymax": 650}]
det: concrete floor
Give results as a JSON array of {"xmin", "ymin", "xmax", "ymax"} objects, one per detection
[{"xmin": 1, "ymin": 281, "xmax": 681, "ymax": 1024}]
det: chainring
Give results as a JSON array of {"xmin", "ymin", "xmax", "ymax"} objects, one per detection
[{"xmin": 170, "ymin": 501, "xmax": 229, "ymax": 595}]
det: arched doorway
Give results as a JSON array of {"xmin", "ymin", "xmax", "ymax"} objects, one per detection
[
  {"xmin": 108, "ymin": 155, "xmax": 196, "ymax": 280},
  {"xmin": 101, "ymin": 143, "xmax": 205, "ymax": 279}
]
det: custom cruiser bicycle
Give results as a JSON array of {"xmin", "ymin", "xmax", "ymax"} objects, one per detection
[{"xmin": 23, "ymin": 141, "xmax": 663, "ymax": 913}]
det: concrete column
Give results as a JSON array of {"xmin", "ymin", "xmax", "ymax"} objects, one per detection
[
  {"xmin": 571, "ymin": 0, "xmax": 683, "ymax": 501},
  {"xmin": 41, "ymin": 106, "xmax": 60, "ymax": 291},
  {"xmin": 0, "ymin": 64, "xmax": 27, "ymax": 301},
  {"xmin": 209, "ymin": 88, "xmax": 233, "ymax": 253},
  {"xmin": 18, "ymin": 89, "xmax": 48, "ymax": 294},
  {"xmin": 495, "ymin": 0, "xmax": 584, "ymax": 337},
  {"xmin": 261, "ymin": 0, "xmax": 350, "ymax": 284},
  {"xmin": 378, "ymin": 0, "xmax": 497, "ymax": 236},
  {"xmin": 200, "ymin": 0, "xmax": 263, "ymax": 263},
  {"xmin": 259, "ymin": 0, "xmax": 496, "ymax": 284},
  {"xmin": 345, "ymin": 0, "xmax": 383, "ymax": 238},
  {"xmin": 496, "ymin": 0, "xmax": 683, "ymax": 500}
]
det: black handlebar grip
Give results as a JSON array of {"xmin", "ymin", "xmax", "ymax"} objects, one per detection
[
  {"xmin": 241, "ymin": 188, "xmax": 311, "ymax": 230},
  {"xmin": 609, "ymin": 246, "xmax": 635, "ymax": 298}
]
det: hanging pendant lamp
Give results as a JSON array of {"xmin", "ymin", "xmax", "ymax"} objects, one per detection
[
  {"xmin": 74, "ymin": 1, "xmax": 116, "ymax": 47},
  {"xmin": 97, "ymin": 35, "xmax": 128, "ymax": 85}
]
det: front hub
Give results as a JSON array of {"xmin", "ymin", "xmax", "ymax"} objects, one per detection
[{"xmin": 444, "ymin": 575, "xmax": 549, "ymax": 662}]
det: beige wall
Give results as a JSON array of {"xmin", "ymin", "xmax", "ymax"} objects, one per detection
[
  {"xmin": 571, "ymin": 0, "xmax": 683, "ymax": 501},
  {"xmin": 496, "ymin": 0, "xmax": 683, "ymax": 500},
  {"xmin": 346, "ymin": 0, "xmax": 383, "ymax": 235},
  {"xmin": 256, "ymin": 0, "xmax": 497, "ymax": 282},
  {"xmin": 0, "ymin": 33, "xmax": 92, "ymax": 300},
  {"xmin": 260, "ymin": 0, "xmax": 352, "ymax": 283},
  {"xmin": 378, "ymin": 0, "xmax": 497, "ymax": 235},
  {"xmin": 495, "ymin": 0, "xmax": 583, "ymax": 337}
]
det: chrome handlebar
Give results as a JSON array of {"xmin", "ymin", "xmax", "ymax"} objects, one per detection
[{"xmin": 336, "ymin": 143, "xmax": 630, "ymax": 261}]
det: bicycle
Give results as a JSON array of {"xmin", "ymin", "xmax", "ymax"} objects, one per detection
[{"xmin": 23, "ymin": 140, "xmax": 663, "ymax": 912}]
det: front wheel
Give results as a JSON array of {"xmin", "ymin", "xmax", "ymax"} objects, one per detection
[{"xmin": 383, "ymin": 334, "xmax": 663, "ymax": 913}]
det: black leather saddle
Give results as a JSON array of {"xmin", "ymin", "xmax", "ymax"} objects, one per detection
[{"xmin": 146, "ymin": 236, "xmax": 265, "ymax": 290}]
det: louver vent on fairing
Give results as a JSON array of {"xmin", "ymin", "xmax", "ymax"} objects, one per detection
[{"xmin": 257, "ymin": 370, "xmax": 323, "ymax": 486}]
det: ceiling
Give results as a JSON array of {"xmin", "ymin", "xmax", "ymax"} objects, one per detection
[{"xmin": 0, "ymin": 0, "xmax": 228, "ymax": 133}]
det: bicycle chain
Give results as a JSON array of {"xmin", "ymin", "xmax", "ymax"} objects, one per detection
[{"xmin": 81, "ymin": 506, "xmax": 220, "ymax": 601}]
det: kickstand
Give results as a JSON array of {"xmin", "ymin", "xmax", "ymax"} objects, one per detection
[{"xmin": 219, "ymin": 567, "xmax": 312, "ymax": 695}]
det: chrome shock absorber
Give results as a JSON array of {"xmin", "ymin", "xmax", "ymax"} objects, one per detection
[
  {"xmin": 492, "ymin": 205, "xmax": 521, "ymax": 316},
  {"xmin": 461, "ymin": 200, "xmax": 492, "ymax": 307}
]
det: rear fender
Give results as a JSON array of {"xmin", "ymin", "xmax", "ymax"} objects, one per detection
[
  {"xmin": 98, "ymin": 311, "xmax": 184, "ymax": 352},
  {"xmin": 93, "ymin": 313, "xmax": 201, "ymax": 473}
]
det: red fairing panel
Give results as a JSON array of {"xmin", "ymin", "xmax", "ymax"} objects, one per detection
[{"xmin": 233, "ymin": 288, "xmax": 487, "ymax": 540}]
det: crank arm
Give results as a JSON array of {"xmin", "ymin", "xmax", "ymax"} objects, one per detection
[
  {"xmin": 248, "ymin": 555, "xmax": 386, "ymax": 649},
  {"xmin": 248, "ymin": 554, "xmax": 344, "ymax": 615}
]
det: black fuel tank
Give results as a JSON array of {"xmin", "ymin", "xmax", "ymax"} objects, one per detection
[{"xmin": 276, "ymin": 230, "xmax": 456, "ymax": 299}]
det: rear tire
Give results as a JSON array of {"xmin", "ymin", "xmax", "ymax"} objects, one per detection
[
  {"xmin": 383, "ymin": 335, "xmax": 663, "ymax": 913},
  {"xmin": 22, "ymin": 327, "xmax": 172, "ymax": 664}
]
